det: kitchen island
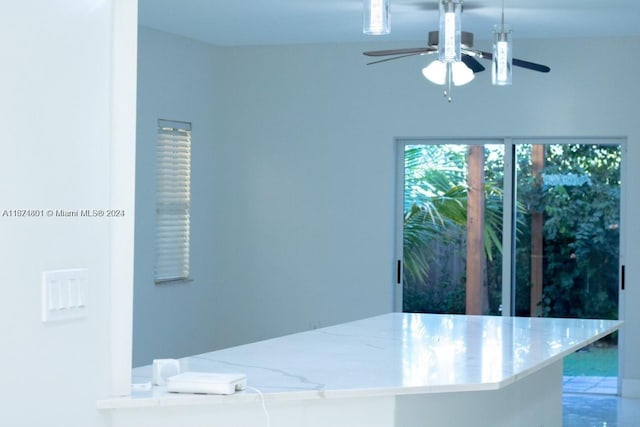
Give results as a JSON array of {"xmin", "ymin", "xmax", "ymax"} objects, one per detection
[{"xmin": 99, "ymin": 313, "xmax": 621, "ymax": 427}]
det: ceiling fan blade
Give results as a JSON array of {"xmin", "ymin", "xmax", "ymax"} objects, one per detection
[
  {"xmin": 366, "ymin": 52, "xmax": 425, "ymax": 65},
  {"xmin": 461, "ymin": 54, "xmax": 485, "ymax": 73},
  {"xmin": 512, "ymin": 58, "xmax": 551, "ymax": 73},
  {"xmin": 363, "ymin": 47, "xmax": 435, "ymax": 57},
  {"xmin": 475, "ymin": 50, "xmax": 551, "ymax": 73}
]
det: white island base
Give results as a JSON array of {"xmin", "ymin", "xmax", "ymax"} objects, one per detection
[{"xmin": 100, "ymin": 314, "xmax": 621, "ymax": 427}]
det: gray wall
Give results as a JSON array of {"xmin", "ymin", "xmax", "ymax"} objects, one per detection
[
  {"xmin": 134, "ymin": 28, "xmax": 640, "ymax": 396},
  {"xmin": 134, "ymin": 29, "xmax": 225, "ymax": 363}
]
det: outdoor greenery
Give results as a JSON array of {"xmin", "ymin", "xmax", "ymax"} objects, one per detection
[
  {"xmin": 564, "ymin": 345, "xmax": 618, "ymax": 377},
  {"xmin": 403, "ymin": 144, "xmax": 505, "ymax": 314},
  {"xmin": 403, "ymin": 143, "xmax": 620, "ymax": 321}
]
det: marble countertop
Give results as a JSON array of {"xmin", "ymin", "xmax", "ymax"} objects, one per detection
[{"xmin": 99, "ymin": 313, "xmax": 621, "ymax": 409}]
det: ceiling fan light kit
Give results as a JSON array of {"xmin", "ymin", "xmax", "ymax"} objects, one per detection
[
  {"xmin": 423, "ymin": 31, "xmax": 475, "ymax": 86},
  {"xmin": 362, "ymin": 0, "xmax": 550, "ymax": 102},
  {"xmin": 422, "ymin": 60, "xmax": 474, "ymax": 86},
  {"xmin": 363, "ymin": 0, "xmax": 390, "ymax": 35}
]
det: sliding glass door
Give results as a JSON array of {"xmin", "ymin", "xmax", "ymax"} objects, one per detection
[
  {"xmin": 400, "ymin": 142, "xmax": 504, "ymax": 315},
  {"xmin": 513, "ymin": 143, "xmax": 621, "ymax": 319},
  {"xmin": 396, "ymin": 138, "xmax": 623, "ymax": 392},
  {"xmin": 514, "ymin": 142, "xmax": 621, "ymax": 392}
]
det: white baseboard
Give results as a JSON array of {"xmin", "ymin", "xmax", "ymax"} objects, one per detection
[{"xmin": 621, "ymin": 379, "xmax": 640, "ymax": 398}]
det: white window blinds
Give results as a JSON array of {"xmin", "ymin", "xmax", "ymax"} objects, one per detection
[{"xmin": 155, "ymin": 119, "xmax": 192, "ymax": 283}]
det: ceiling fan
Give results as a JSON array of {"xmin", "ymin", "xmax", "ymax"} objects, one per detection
[
  {"xmin": 363, "ymin": 31, "xmax": 550, "ymax": 73},
  {"xmin": 362, "ymin": 0, "xmax": 551, "ymax": 101}
]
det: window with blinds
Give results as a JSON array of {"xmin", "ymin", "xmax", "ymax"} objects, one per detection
[{"xmin": 155, "ymin": 119, "xmax": 192, "ymax": 283}]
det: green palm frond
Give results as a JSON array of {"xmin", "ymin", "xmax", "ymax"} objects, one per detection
[{"xmin": 403, "ymin": 145, "xmax": 505, "ymax": 283}]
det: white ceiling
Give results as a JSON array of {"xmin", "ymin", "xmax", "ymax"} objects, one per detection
[{"xmin": 139, "ymin": 0, "xmax": 640, "ymax": 46}]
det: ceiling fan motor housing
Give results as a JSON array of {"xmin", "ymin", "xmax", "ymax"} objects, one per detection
[{"xmin": 428, "ymin": 30, "xmax": 474, "ymax": 49}]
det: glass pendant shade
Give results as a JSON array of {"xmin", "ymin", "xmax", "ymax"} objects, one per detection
[
  {"xmin": 422, "ymin": 60, "xmax": 474, "ymax": 86},
  {"xmin": 363, "ymin": 0, "xmax": 390, "ymax": 35},
  {"xmin": 451, "ymin": 61, "xmax": 474, "ymax": 86},
  {"xmin": 438, "ymin": 0, "xmax": 462, "ymax": 62},
  {"xmin": 492, "ymin": 25, "xmax": 512, "ymax": 85},
  {"xmin": 422, "ymin": 60, "xmax": 447, "ymax": 85}
]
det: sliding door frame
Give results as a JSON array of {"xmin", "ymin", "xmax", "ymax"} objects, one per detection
[{"xmin": 394, "ymin": 136, "xmax": 626, "ymax": 323}]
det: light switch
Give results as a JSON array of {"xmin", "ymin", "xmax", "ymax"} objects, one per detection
[{"xmin": 41, "ymin": 269, "xmax": 89, "ymax": 322}]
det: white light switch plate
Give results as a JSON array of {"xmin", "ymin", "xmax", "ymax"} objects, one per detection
[{"xmin": 41, "ymin": 268, "xmax": 89, "ymax": 322}]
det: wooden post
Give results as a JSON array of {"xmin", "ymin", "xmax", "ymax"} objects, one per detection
[
  {"xmin": 466, "ymin": 145, "xmax": 486, "ymax": 315},
  {"xmin": 530, "ymin": 145, "xmax": 545, "ymax": 316}
]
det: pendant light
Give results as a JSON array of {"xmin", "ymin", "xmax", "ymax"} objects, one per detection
[
  {"xmin": 438, "ymin": 0, "xmax": 462, "ymax": 63},
  {"xmin": 492, "ymin": 0, "xmax": 512, "ymax": 85},
  {"xmin": 363, "ymin": 0, "xmax": 390, "ymax": 35},
  {"xmin": 434, "ymin": 1, "xmax": 464, "ymax": 102}
]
